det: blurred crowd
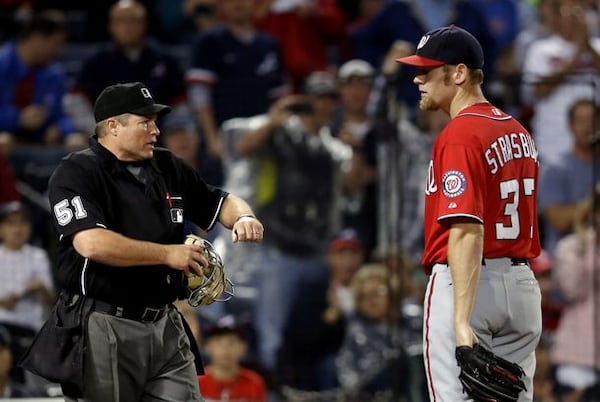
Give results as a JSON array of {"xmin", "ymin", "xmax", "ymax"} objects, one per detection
[{"xmin": 0, "ymin": 0, "xmax": 599, "ymax": 401}]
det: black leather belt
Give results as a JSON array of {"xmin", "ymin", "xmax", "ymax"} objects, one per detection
[
  {"xmin": 92, "ymin": 299, "xmax": 169, "ymax": 322},
  {"xmin": 65, "ymin": 294, "xmax": 169, "ymax": 322}
]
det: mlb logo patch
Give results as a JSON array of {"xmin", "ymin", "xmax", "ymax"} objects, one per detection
[
  {"xmin": 170, "ymin": 208, "xmax": 184, "ymax": 223},
  {"xmin": 442, "ymin": 170, "xmax": 467, "ymax": 198}
]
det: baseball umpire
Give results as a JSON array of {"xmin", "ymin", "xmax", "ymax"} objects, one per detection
[
  {"xmin": 396, "ymin": 26, "xmax": 542, "ymax": 401},
  {"xmin": 19, "ymin": 82, "xmax": 264, "ymax": 401}
]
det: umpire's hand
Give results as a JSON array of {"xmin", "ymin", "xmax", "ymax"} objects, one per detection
[
  {"xmin": 165, "ymin": 243, "xmax": 208, "ymax": 277},
  {"xmin": 232, "ymin": 215, "xmax": 264, "ymax": 243}
]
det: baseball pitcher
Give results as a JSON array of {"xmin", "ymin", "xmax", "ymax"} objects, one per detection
[{"xmin": 397, "ymin": 26, "xmax": 542, "ymax": 402}]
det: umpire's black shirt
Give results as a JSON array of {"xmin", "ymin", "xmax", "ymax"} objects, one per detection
[{"xmin": 48, "ymin": 136, "xmax": 227, "ymax": 307}]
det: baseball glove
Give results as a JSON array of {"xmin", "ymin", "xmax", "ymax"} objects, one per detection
[
  {"xmin": 455, "ymin": 343, "xmax": 526, "ymax": 402},
  {"xmin": 184, "ymin": 234, "xmax": 234, "ymax": 306}
]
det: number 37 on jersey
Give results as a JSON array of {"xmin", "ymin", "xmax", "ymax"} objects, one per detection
[{"xmin": 425, "ymin": 132, "xmax": 538, "ymax": 242}]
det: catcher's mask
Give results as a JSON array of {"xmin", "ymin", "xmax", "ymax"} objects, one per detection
[{"xmin": 186, "ymin": 237, "xmax": 234, "ymax": 307}]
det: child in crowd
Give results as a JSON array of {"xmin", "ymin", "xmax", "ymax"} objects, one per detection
[
  {"xmin": 0, "ymin": 202, "xmax": 54, "ymax": 384},
  {"xmin": 199, "ymin": 321, "xmax": 267, "ymax": 402},
  {"xmin": 0, "ymin": 202, "xmax": 54, "ymax": 327}
]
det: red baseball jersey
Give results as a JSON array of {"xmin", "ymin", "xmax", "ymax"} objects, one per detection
[
  {"xmin": 421, "ymin": 103, "xmax": 540, "ymax": 273},
  {"xmin": 198, "ymin": 368, "xmax": 267, "ymax": 402}
]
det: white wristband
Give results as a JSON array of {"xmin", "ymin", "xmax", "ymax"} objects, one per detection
[{"xmin": 236, "ymin": 213, "xmax": 256, "ymax": 222}]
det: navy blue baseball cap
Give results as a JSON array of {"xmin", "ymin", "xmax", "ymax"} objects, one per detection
[
  {"xmin": 396, "ymin": 25, "xmax": 484, "ymax": 69},
  {"xmin": 94, "ymin": 82, "xmax": 171, "ymax": 122}
]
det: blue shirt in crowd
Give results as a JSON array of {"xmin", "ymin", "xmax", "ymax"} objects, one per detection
[
  {"xmin": 187, "ymin": 26, "xmax": 288, "ymax": 125},
  {"xmin": 0, "ymin": 41, "xmax": 76, "ymax": 141}
]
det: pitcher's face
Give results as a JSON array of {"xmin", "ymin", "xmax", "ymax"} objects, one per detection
[{"xmin": 414, "ymin": 65, "xmax": 455, "ymax": 112}]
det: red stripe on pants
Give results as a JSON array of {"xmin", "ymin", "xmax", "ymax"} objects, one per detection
[{"xmin": 424, "ymin": 272, "xmax": 437, "ymax": 402}]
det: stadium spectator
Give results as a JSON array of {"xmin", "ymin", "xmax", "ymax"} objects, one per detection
[
  {"xmin": 331, "ymin": 59, "xmax": 379, "ymax": 257},
  {"xmin": 538, "ymin": 98, "xmax": 600, "ymax": 256},
  {"xmin": 0, "ymin": 202, "xmax": 55, "ymax": 331},
  {"xmin": 65, "ymin": 0, "xmax": 189, "ymax": 135},
  {"xmin": 0, "ymin": 9, "xmax": 85, "ymax": 147},
  {"xmin": 255, "ymin": 0, "xmax": 347, "ymax": 91},
  {"xmin": 278, "ymin": 228, "xmax": 365, "ymax": 391},
  {"xmin": 509, "ymin": 0, "xmax": 556, "ymax": 123},
  {"xmin": 0, "ymin": 201, "xmax": 55, "ymax": 384},
  {"xmin": 186, "ymin": 0, "xmax": 289, "ymax": 185},
  {"xmin": 233, "ymin": 93, "xmax": 352, "ymax": 373},
  {"xmin": 522, "ymin": 0, "xmax": 600, "ymax": 164},
  {"xmin": 335, "ymin": 263, "xmax": 408, "ymax": 400},
  {"xmin": 551, "ymin": 185, "xmax": 600, "ymax": 401},
  {"xmin": 198, "ymin": 320, "xmax": 268, "ymax": 402},
  {"xmin": 512, "ymin": 0, "xmax": 556, "ymax": 73},
  {"xmin": 303, "ymin": 70, "xmax": 339, "ymax": 129}
]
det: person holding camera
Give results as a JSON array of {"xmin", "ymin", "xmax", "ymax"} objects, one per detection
[{"xmin": 233, "ymin": 94, "xmax": 352, "ymax": 376}]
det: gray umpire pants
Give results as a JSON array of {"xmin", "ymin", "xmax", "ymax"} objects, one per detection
[
  {"xmin": 65, "ymin": 306, "xmax": 203, "ymax": 402},
  {"xmin": 423, "ymin": 258, "xmax": 542, "ymax": 402}
]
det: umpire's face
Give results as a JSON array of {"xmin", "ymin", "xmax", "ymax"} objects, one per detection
[{"xmin": 105, "ymin": 113, "xmax": 160, "ymax": 161}]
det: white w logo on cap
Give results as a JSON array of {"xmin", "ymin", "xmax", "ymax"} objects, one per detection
[
  {"xmin": 140, "ymin": 87, "xmax": 152, "ymax": 99},
  {"xmin": 417, "ymin": 35, "xmax": 430, "ymax": 50}
]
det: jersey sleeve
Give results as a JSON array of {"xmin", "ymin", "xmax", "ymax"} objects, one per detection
[
  {"xmin": 48, "ymin": 157, "xmax": 109, "ymax": 242},
  {"xmin": 435, "ymin": 142, "xmax": 486, "ymax": 224}
]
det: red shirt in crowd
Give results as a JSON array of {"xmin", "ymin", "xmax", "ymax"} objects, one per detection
[{"xmin": 198, "ymin": 367, "xmax": 267, "ymax": 402}]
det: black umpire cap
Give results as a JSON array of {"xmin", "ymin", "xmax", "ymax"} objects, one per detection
[
  {"xmin": 93, "ymin": 82, "xmax": 171, "ymax": 122},
  {"xmin": 395, "ymin": 25, "xmax": 484, "ymax": 69}
]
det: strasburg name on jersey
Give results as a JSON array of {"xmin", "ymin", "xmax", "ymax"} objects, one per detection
[
  {"xmin": 421, "ymin": 103, "xmax": 541, "ymax": 272},
  {"xmin": 484, "ymin": 132, "xmax": 538, "ymax": 174}
]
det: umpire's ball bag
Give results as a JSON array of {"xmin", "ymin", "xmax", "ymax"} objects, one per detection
[{"xmin": 18, "ymin": 292, "xmax": 92, "ymax": 393}]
